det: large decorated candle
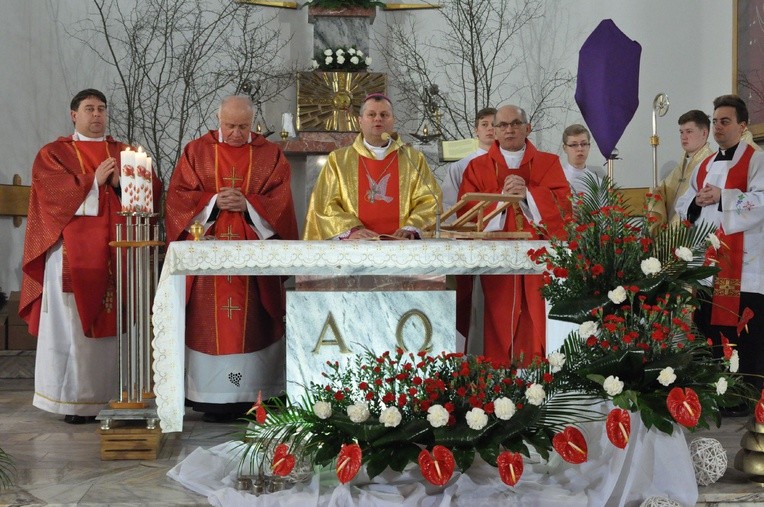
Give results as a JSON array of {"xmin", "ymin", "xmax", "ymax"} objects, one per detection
[
  {"xmin": 134, "ymin": 147, "xmax": 152, "ymax": 213},
  {"xmin": 120, "ymin": 147, "xmax": 136, "ymax": 211}
]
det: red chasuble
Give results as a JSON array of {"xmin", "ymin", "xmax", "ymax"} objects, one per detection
[
  {"xmin": 20, "ymin": 136, "xmax": 162, "ymax": 338},
  {"xmin": 696, "ymin": 145, "xmax": 754, "ymax": 326},
  {"xmin": 459, "ymin": 140, "xmax": 571, "ymax": 366},
  {"xmin": 165, "ymin": 132, "xmax": 298, "ymax": 356},
  {"xmin": 357, "ymin": 153, "xmax": 400, "ymax": 235}
]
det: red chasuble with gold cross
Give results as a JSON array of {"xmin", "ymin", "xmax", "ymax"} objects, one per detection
[{"xmin": 165, "ymin": 131, "xmax": 298, "ymax": 356}]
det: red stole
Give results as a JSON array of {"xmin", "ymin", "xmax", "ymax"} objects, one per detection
[
  {"xmin": 193, "ymin": 142, "xmax": 257, "ymax": 355},
  {"xmin": 357, "ymin": 153, "xmax": 400, "ymax": 235},
  {"xmin": 696, "ymin": 145, "xmax": 754, "ymax": 325},
  {"xmin": 64, "ymin": 140, "xmax": 120, "ymax": 337}
]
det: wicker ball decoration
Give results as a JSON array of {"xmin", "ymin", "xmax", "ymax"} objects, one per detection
[
  {"xmin": 689, "ymin": 437, "xmax": 728, "ymax": 486},
  {"xmin": 639, "ymin": 497, "xmax": 681, "ymax": 507}
]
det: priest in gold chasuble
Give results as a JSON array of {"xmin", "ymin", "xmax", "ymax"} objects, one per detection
[
  {"xmin": 165, "ymin": 95, "xmax": 298, "ymax": 421},
  {"xmin": 303, "ymin": 94, "xmax": 440, "ymax": 240}
]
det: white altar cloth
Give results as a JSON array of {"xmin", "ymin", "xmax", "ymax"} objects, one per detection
[
  {"xmin": 152, "ymin": 240, "xmax": 547, "ymax": 433},
  {"xmin": 167, "ymin": 404, "xmax": 698, "ymax": 506}
]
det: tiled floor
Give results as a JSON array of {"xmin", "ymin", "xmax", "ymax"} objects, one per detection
[{"xmin": 2, "ymin": 378, "xmax": 764, "ymax": 506}]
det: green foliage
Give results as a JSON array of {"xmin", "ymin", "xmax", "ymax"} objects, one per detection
[
  {"xmin": 532, "ymin": 175, "xmax": 719, "ymax": 324},
  {"xmin": 0, "ymin": 447, "xmax": 14, "ymax": 489},
  {"xmin": 537, "ymin": 176, "xmax": 752, "ymax": 433}
]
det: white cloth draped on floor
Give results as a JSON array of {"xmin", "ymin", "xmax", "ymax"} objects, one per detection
[{"xmin": 167, "ymin": 403, "xmax": 698, "ymax": 506}]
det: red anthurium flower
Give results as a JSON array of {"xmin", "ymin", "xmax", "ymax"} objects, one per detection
[
  {"xmin": 418, "ymin": 445, "xmax": 456, "ymax": 486},
  {"xmin": 720, "ymin": 333, "xmax": 733, "ymax": 361},
  {"xmin": 246, "ymin": 391, "xmax": 267, "ymax": 424},
  {"xmin": 552, "ymin": 427, "xmax": 588, "ymax": 464},
  {"xmin": 738, "ymin": 307, "xmax": 755, "ymax": 336},
  {"xmin": 497, "ymin": 451, "xmax": 523, "ymax": 486},
  {"xmin": 666, "ymin": 387, "xmax": 701, "ymax": 428},
  {"xmin": 755, "ymin": 390, "xmax": 764, "ymax": 424},
  {"xmin": 605, "ymin": 408, "xmax": 631, "ymax": 449},
  {"xmin": 271, "ymin": 443, "xmax": 296, "ymax": 477},
  {"xmin": 336, "ymin": 443, "xmax": 363, "ymax": 484}
]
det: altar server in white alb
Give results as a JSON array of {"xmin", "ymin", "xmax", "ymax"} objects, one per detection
[
  {"xmin": 440, "ymin": 107, "xmax": 497, "ymax": 216},
  {"xmin": 560, "ymin": 123, "xmax": 605, "ymax": 199},
  {"xmin": 676, "ymin": 94, "xmax": 764, "ymax": 391}
]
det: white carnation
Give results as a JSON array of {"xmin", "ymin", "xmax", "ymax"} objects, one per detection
[
  {"xmin": 640, "ymin": 257, "xmax": 662, "ymax": 276},
  {"xmin": 427, "ymin": 404, "xmax": 450, "ymax": 428},
  {"xmin": 603, "ymin": 375, "xmax": 624, "ymax": 396},
  {"xmin": 323, "ymin": 49, "xmax": 332, "ymax": 56},
  {"xmin": 379, "ymin": 406, "xmax": 402, "ymax": 428},
  {"xmin": 365, "ymin": 56, "xmax": 372, "ymax": 65},
  {"xmin": 350, "ymin": 56, "xmax": 359, "ymax": 65},
  {"xmin": 348, "ymin": 47, "xmax": 356, "ymax": 55},
  {"xmin": 707, "ymin": 232, "xmax": 721, "ymax": 250},
  {"xmin": 313, "ymin": 401, "xmax": 332, "ymax": 419},
  {"xmin": 357, "ymin": 50, "xmax": 364, "ymax": 57},
  {"xmin": 715, "ymin": 377, "xmax": 728, "ymax": 396},
  {"xmin": 310, "ymin": 59, "xmax": 319, "ymax": 69},
  {"xmin": 579, "ymin": 321, "xmax": 599, "ymax": 337},
  {"xmin": 493, "ymin": 397, "xmax": 516, "ymax": 420},
  {"xmin": 548, "ymin": 351, "xmax": 566, "ymax": 373},
  {"xmin": 657, "ymin": 366, "xmax": 677, "ymax": 387},
  {"xmin": 675, "ymin": 246, "xmax": 693, "ymax": 262},
  {"xmin": 325, "ymin": 56, "xmax": 333, "ymax": 65},
  {"xmin": 730, "ymin": 350, "xmax": 740, "ymax": 373},
  {"xmin": 525, "ymin": 383, "xmax": 546, "ymax": 406},
  {"xmin": 465, "ymin": 407, "xmax": 489, "ymax": 430},
  {"xmin": 347, "ymin": 402, "xmax": 370, "ymax": 423},
  {"xmin": 607, "ymin": 285, "xmax": 627, "ymax": 304},
  {"xmin": 336, "ymin": 48, "xmax": 345, "ymax": 56},
  {"xmin": 337, "ymin": 55, "xmax": 345, "ymax": 65}
]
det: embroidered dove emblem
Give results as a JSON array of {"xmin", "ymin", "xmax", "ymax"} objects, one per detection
[{"xmin": 366, "ymin": 173, "xmax": 393, "ymax": 203}]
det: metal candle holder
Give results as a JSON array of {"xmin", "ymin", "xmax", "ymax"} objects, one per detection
[{"xmin": 111, "ymin": 212, "xmax": 163, "ymax": 408}]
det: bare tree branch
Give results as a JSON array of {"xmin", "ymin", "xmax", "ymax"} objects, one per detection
[
  {"xmin": 379, "ymin": 0, "xmax": 574, "ymax": 141},
  {"xmin": 66, "ymin": 0, "xmax": 296, "ymax": 186}
]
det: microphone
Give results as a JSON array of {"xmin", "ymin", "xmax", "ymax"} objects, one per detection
[{"xmin": 381, "ymin": 132, "xmax": 442, "ymax": 239}]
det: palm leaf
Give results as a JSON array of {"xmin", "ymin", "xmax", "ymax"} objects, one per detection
[{"xmin": 0, "ymin": 447, "xmax": 15, "ymax": 489}]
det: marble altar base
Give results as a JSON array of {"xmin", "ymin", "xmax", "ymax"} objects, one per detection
[{"xmin": 286, "ymin": 290, "xmax": 456, "ymax": 398}]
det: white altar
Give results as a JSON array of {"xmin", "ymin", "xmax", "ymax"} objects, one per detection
[{"xmin": 151, "ymin": 239, "xmax": 546, "ymax": 433}]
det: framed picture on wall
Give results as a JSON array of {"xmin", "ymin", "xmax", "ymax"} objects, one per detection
[{"xmin": 734, "ymin": 0, "xmax": 764, "ymax": 140}]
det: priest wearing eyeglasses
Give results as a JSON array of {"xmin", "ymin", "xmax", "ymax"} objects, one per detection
[{"xmin": 458, "ymin": 104, "xmax": 571, "ymax": 366}]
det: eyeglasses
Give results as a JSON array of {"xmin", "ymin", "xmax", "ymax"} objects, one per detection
[
  {"xmin": 493, "ymin": 120, "xmax": 526, "ymax": 130},
  {"xmin": 565, "ymin": 142, "xmax": 591, "ymax": 149}
]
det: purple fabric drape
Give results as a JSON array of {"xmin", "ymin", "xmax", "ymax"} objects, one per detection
[{"xmin": 575, "ymin": 19, "xmax": 642, "ymax": 160}]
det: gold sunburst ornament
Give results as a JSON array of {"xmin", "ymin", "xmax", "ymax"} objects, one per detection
[{"xmin": 297, "ymin": 71, "xmax": 387, "ymax": 132}]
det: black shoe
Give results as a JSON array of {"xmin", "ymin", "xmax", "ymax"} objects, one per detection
[
  {"xmin": 64, "ymin": 415, "xmax": 96, "ymax": 424},
  {"xmin": 202, "ymin": 412, "xmax": 240, "ymax": 423},
  {"xmin": 720, "ymin": 404, "xmax": 750, "ymax": 417}
]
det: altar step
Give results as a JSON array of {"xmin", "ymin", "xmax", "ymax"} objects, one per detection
[{"xmin": 0, "ymin": 350, "xmax": 34, "ymax": 379}]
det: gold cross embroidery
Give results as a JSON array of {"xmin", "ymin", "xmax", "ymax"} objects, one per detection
[
  {"xmin": 223, "ymin": 166, "xmax": 243, "ymax": 188},
  {"xmin": 219, "ymin": 225, "xmax": 240, "ymax": 241},
  {"xmin": 221, "ymin": 297, "xmax": 241, "ymax": 319},
  {"xmin": 714, "ymin": 277, "xmax": 741, "ymax": 297}
]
